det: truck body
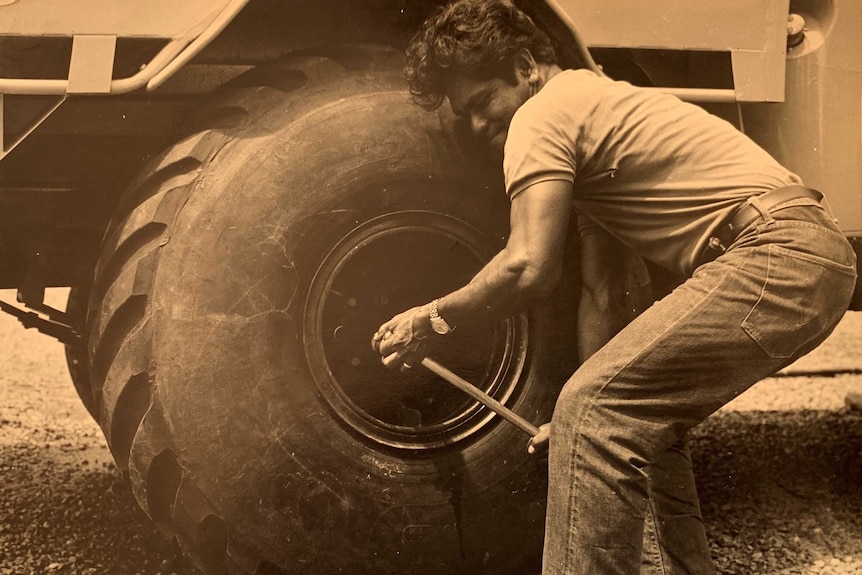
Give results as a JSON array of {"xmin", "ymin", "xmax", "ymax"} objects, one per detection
[
  {"xmin": 1, "ymin": 0, "xmax": 860, "ymax": 292},
  {"xmin": 0, "ymin": 1, "xmax": 859, "ymax": 573}
]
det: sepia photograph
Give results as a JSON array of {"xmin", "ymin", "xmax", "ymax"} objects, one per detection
[{"xmin": 0, "ymin": 1, "xmax": 860, "ymax": 573}]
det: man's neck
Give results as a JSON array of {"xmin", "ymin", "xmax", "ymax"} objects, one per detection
[{"xmin": 536, "ymin": 64, "xmax": 564, "ymax": 91}]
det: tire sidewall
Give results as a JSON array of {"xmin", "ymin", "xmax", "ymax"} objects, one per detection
[{"xmin": 148, "ymin": 86, "xmax": 566, "ymax": 571}]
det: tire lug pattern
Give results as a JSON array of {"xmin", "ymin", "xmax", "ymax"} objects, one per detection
[{"xmin": 84, "ymin": 45, "xmax": 530, "ymax": 575}]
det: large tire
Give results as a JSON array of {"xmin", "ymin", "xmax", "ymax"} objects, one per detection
[
  {"xmin": 65, "ymin": 286, "xmax": 98, "ymax": 418},
  {"xmin": 87, "ymin": 46, "xmax": 577, "ymax": 574}
]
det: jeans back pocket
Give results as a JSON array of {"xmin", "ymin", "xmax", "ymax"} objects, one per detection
[{"xmin": 741, "ymin": 243, "xmax": 856, "ymax": 359}]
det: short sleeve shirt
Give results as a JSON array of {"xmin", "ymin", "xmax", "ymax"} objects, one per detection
[{"xmin": 503, "ymin": 69, "xmax": 802, "ymax": 275}]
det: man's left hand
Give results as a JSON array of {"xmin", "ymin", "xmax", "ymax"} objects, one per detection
[
  {"xmin": 527, "ymin": 422, "xmax": 551, "ymax": 455},
  {"xmin": 372, "ymin": 306, "xmax": 432, "ymax": 372}
]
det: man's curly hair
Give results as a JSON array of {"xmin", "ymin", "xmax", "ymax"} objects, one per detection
[{"xmin": 404, "ymin": 0, "xmax": 557, "ymax": 110}]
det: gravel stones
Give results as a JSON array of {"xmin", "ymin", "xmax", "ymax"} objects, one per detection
[
  {"xmin": 693, "ymin": 409, "xmax": 862, "ymax": 575},
  {"xmin": 0, "ymin": 292, "xmax": 860, "ymax": 574},
  {"xmin": 0, "ymin": 407, "xmax": 198, "ymax": 574}
]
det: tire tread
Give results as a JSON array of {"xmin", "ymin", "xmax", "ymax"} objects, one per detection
[{"xmin": 88, "ymin": 45, "xmax": 414, "ymax": 575}]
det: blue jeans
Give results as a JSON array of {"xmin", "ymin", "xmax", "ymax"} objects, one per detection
[{"xmin": 543, "ymin": 201, "xmax": 857, "ymax": 574}]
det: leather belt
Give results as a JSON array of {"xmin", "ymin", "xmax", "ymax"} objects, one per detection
[{"xmin": 699, "ymin": 185, "xmax": 823, "ymax": 265}]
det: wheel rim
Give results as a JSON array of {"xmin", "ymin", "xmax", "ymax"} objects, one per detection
[{"xmin": 304, "ymin": 210, "xmax": 529, "ymax": 450}]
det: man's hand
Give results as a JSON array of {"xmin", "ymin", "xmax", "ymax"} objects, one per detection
[
  {"xmin": 372, "ymin": 305, "xmax": 433, "ymax": 372},
  {"xmin": 527, "ymin": 422, "xmax": 551, "ymax": 455}
]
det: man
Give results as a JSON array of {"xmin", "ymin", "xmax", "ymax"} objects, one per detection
[{"xmin": 371, "ymin": 1, "xmax": 858, "ymax": 573}]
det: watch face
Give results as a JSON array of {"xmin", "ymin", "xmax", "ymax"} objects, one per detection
[{"xmin": 430, "ymin": 317, "xmax": 451, "ymax": 334}]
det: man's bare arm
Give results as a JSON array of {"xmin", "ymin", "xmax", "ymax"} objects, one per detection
[
  {"xmin": 577, "ymin": 215, "xmax": 623, "ymax": 361},
  {"xmin": 373, "ymin": 180, "xmax": 574, "ymax": 368},
  {"xmin": 439, "ymin": 180, "xmax": 574, "ymax": 325},
  {"xmin": 577, "ymin": 214, "xmax": 653, "ymax": 362}
]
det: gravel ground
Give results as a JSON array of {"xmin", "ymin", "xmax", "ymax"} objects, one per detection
[{"xmin": 0, "ymin": 289, "xmax": 860, "ymax": 574}]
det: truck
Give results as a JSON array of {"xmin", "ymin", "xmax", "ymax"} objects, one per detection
[{"xmin": 1, "ymin": 1, "xmax": 859, "ymax": 573}]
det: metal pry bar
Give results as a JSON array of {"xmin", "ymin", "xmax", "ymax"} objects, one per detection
[{"xmin": 420, "ymin": 357, "xmax": 541, "ymax": 437}]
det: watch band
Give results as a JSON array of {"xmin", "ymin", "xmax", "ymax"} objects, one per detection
[{"xmin": 429, "ymin": 298, "xmax": 453, "ymax": 334}]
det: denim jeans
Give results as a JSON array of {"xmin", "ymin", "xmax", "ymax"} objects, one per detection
[{"xmin": 543, "ymin": 201, "xmax": 857, "ymax": 575}]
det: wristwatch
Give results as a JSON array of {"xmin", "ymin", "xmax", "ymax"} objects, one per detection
[{"xmin": 429, "ymin": 298, "xmax": 454, "ymax": 335}]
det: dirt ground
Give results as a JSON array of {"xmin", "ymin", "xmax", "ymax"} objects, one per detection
[{"xmin": 0, "ymin": 288, "xmax": 860, "ymax": 574}]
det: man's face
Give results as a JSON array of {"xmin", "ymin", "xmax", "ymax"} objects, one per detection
[{"xmin": 446, "ymin": 65, "xmax": 533, "ymax": 151}]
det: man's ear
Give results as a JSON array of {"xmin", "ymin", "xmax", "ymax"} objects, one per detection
[{"xmin": 514, "ymin": 49, "xmax": 539, "ymax": 83}]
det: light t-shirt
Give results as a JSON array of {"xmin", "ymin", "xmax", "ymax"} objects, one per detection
[{"xmin": 503, "ymin": 69, "xmax": 802, "ymax": 275}]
